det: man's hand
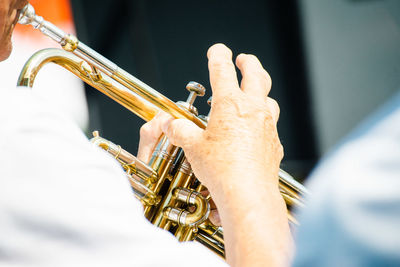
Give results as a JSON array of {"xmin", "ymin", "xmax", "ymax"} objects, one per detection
[
  {"xmin": 138, "ymin": 44, "xmax": 292, "ymax": 266},
  {"xmin": 161, "ymin": 44, "xmax": 292, "ymax": 266},
  {"xmin": 161, "ymin": 43, "xmax": 283, "ymax": 201}
]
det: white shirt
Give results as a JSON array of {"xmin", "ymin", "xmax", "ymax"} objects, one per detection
[{"xmin": 0, "ymin": 88, "xmax": 225, "ymax": 267}]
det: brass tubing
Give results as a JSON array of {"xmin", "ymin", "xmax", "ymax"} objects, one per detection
[
  {"xmin": 280, "ymin": 190, "xmax": 304, "ymax": 209},
  {"xmin": 279, "ymin": 183, "xmax": 302, "ymax": 202},
  {"xmin": 90, "ymin": 132, "xmax": 158, "ymax": 184},
  {"xmin": 164, "ymin": 188, "xmax": 210, "ymax": 227},
  {"xmin": 287, "ymin": 211, "xmax": 299, "ymax": 226},
  {"xmin": 144, "ymin": 136, "xmax": 179, "ymax": 219},
  {"xmin": 17, "ymin": 49, "xmax": 160, "ymax": 122},
  {"xmin": 198, "ymin": 222, "xmax": 224, "ymax": 245},
  {"xmin": 89, "ymin": 132, "xmax": 159, "ymax": 205},
  {"xmin": 279, "ymin": 169, "xmax": 308, "ymax": 196},
  {"xmin": 174, "ymin": 226, "xmax": 196, "ymax": 242},
  {"xmin": 152, "ymin": 158, "xmax": 195, "ymax": 228},
  {"xmin": 127, "ymin": 174, "xmax": 160, "ymax": 206},
  {"xmin": 195, "ymin": 233, "xmax": 225, "ymax": 258}
]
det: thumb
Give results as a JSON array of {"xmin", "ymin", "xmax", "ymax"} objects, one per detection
[{"xmin": 161, "ymin": 118, "xmax": 203, "ymax": 150}]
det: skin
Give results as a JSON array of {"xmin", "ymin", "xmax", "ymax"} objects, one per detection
[
  {"xmin": 0, "ymin": 0, "xmax": 28, "ymax": 61},
  {"xmin": 139, "ymin": 44, "xmax": 293, "ymax": 266}
]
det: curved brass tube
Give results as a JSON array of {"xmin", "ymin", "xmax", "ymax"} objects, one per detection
[
  {"xmin": 18, "ymin": 48, "xmax": 161, "ymax": 122},
  {"xmin": 164, "ymin": 188, "xmax": 210, "ymax": 227},
  {"xmin": 91, "ymin": 131, "xmax": 158, "ymax": 184}
]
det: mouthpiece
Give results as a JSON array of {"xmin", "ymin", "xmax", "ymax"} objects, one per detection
[
  {"xmin": 18, "ymin": 4, "xmax": 37, "ymax": 25},
  {"xmin": 17, "ymin": 4, "xmax": 73, "ymax": 49}
]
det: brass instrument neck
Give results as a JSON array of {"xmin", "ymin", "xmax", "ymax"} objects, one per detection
[{"xmin": 18, "ymin": 4, "xmax": 207, "ymax": 129}]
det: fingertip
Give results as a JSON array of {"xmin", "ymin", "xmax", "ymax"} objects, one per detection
[
  {"xmin": 237, "ymin": 53, "xmax": 262, "ymax": 68},
  {"xmin": 210, "ymin": 209, "xmax": 221, "ymax": 226},
  {"xmin": 235, "ymin": 53, "xmax": 246, "ymax": 66},
  {"xmin": 139, "ymin": 121, "xmax": 151, "ymax": 137},
  {"xmin": 207, "ymin": 43, "xmax": 233, "ymax": 59}
]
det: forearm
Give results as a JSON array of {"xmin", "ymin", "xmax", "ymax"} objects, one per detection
[{"xmin": 213, "ymin": 172, "xmax": 293, "ymax": 267}]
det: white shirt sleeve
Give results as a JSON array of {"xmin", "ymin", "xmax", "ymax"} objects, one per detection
[{"xmin": 0, "ymin": 88, "xmax": 226, "ymax": 267}]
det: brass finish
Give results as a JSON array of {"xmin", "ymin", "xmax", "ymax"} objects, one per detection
[
  {"xmin": 163, "ymin": 188, "xmax": 210, "ymax": 227},
  {"xmin": 18, "ymin": 4, "xmax": 309, "ymax": 258}
]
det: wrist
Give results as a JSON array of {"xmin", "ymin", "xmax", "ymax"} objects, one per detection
[
  {"xmin": 209, "ymin": 169, "xmax": 281, "ymax": 213},
  {"xmin": 211, "ymin": 172, "xmax": 291, "ymax": 266}
]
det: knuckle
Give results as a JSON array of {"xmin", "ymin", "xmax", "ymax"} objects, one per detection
[
  {"xmin": 209, "ymin": 58, "xmax": 234, "ymax": 72},
  {"xmin": 240, "ymin": 55, "xmax": 271, "ymax": 86},
  {"xmin": 139, "ymin": 123, "xmax": 151, "ymax": 136},
  {"xmin": 170, "ymin": 119, "xmax": 181, "ymax": 129},
  {"xmin": 277, "ymin": 143, "xmax": 284, "ymax": 159},
  {"xmin": 262, "ymin": 69, "xmax": 272, "ymax": 86},
  {"xmin": 269, "ymin": 98, "xmax": 280, "ymax": 113},
  {"xmin": 262, "ymin": 111, "xmax": 275, "ymax": 123},
  {"xmin": 168, "ymin": 120, "xmax": 183, "ymax": 140}
]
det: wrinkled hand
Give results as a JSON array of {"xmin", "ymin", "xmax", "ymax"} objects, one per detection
[
  {"xmin": 137, "ymin": 43, "xmax": 283, "ymax": 226},
  {"xmin": 161, "ymin": 44, "xmax": 283, "ymax": 201},
  {"xmin": 138, "ymin": 44, "xmax": 291, "ymax": 266}
]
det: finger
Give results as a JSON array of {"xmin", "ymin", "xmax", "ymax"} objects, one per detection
[
  {"xmin": 266, "ymin": 97, "xmax": 280, "ymax": 125},
  {"xmin": 209, "ymin": 209, "xmax": 221, "ymax": 226},
  {"xmin": 137, "ymin": 112, "xmax": 170, "ymax": 163},
  {"xmin": 161, "ymin": 118, "xmax": 203, "ymax": 151},
  {"xmin": 207, "ymin": 43, "xmax": 240, "ymax": 100},
  {"xmin": 236, "ymin": 53, "xmax": 272, "ymax": 98}
]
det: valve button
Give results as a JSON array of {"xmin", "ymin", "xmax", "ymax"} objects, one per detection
[{"xmin": 186, "ymin": 81, "xmax": 206, "ymax": 97}]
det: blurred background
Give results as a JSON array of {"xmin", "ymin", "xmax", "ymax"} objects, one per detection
[{"xmin": 17, "ymin": 0, "xmax": 400, "ymax": 181}]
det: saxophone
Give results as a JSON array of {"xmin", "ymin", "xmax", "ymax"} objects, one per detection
[{"xmin": 17, "ymin": 4, "xmax": 308, "ymax": 258}]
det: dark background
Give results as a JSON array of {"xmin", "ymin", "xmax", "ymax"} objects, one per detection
[{"xmin": 70, "ymin": 0, "xmax": 400, "ymax": 181}]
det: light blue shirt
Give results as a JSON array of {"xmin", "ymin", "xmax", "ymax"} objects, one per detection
[{"xmin": 293, "ymin": 91, "xmax": 400, "ymax": 267}]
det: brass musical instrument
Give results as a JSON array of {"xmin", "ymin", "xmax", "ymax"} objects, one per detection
[{"xmin": 17, "ymin": 4, "xmax": 308, "ymax": 258}]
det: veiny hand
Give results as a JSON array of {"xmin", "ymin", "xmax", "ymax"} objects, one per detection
[
  {"xmin": 138, "ymin": 44, "xmax": 291, "ymax": 266},
  {"xmin": 161, "ymin": 44, "xmax": 291, "ymax": 266},
  {"xmin": 161, "ymin": 43, "xmax": 283, "ymax": 200}
]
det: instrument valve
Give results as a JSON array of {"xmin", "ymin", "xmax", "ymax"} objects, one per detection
[
  {"xmin": 177, "ymin": 81, "xmax": 206, "ymax": 115},
  {"xmin": 186, "ymin": 81, "xmax": 206, "ymax": 105}
]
